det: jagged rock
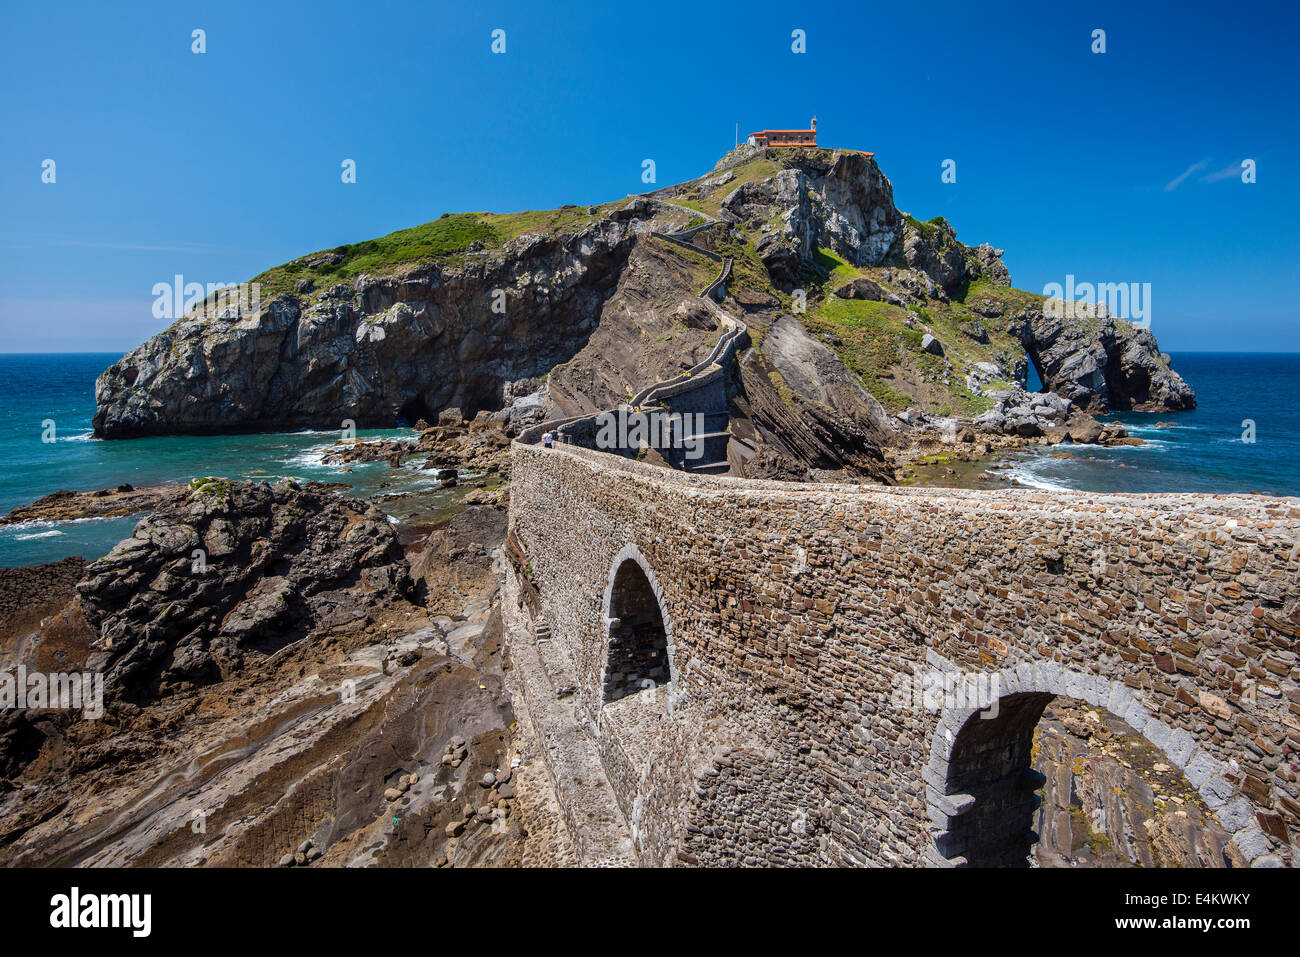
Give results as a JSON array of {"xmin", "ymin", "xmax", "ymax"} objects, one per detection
[
  {"xmin": 75, "ymin": 479, "xmax": 412, "ymax": 702},
  {"xmin": 93, "ymin": 217, "xmax": 643, "ymax": 437},
  {"xmin": 902, "ymin": 221, "xmax": 969, "ymax": 295},
  {"xmin": 723, "ymin": 151, "xmax": 900, "ymax": 273},
  {"xmin": 741, "ymin": 317, "xmax": 897, "ymax": 482},
  {"xmin": 1, "ymin": 484, "xmax": 189, "ymax": 526},
  {"xmin": 755, "ymin": 232, "xmax": 803, "ymax": 287},
  {"xmin": 1015, "ymin": 310, "xmax": 1196, "ymax": 411},
  {"xmin": 973, "ymin": 389, "xmax": 1079, "ymax": 440},
  {"xmin": 921, "ymin": 334, "xmax": 944, "ymax": 356},
  {"xmin": 959, "ymin": 321, "xmax": 990, "ymax": 344},
  {"xmin": 972, "ymin": 244, "xmax": 1011, "ymax": 285}
]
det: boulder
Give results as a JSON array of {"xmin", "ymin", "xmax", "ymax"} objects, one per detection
[
  {"xmin": 921, "ymin": 334, "xmax": 944, "ymax": 357},
  {"xmin": 833, "ymin": 277, "xmax": 885, "ymax": 301},
  {"xmin": 1067, "ymin": 418, "xmax": 1105, "ymax": 444}
]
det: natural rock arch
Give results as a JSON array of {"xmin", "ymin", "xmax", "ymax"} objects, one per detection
[
  {"xmin": 923, "ymin": 660, "xmax": 1272, "ymax": 867},
  {"xmin": 600, "ymin": 543, "xmax": 676, "ymax": 704}
]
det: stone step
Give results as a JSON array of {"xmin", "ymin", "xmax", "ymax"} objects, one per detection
[{"xmin": 685, "ymin": 430, "xmax": 731, "ymax": 441}]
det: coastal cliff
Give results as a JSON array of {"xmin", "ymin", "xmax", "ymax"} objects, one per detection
[{"xmin": 94, "ymin": 147, "xmax": 1194, "ymax": 479}]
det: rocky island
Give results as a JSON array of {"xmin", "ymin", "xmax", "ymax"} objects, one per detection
[
  {"xmin": 92, "ymin": 146, "xmax": 1193, "ymax": 482},
  {"xmin": 7, "ymin": 146, "xmax": 1290, "ymax": 873}
]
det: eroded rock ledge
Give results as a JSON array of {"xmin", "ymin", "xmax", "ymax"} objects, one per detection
[{"xmin": 77, "ymin": 478, "xmax": 412, "ymax": 701}]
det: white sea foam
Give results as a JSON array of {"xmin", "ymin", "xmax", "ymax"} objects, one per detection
[
  {"xmin": 1127, "ymin": 424, "xmax": 1198, "ymax": 433},
  {"xmin": 1002, "ymin": 461, "xmax": 1073, "ymax": 492},
  {"xmin": 13, "ymin": 529, "xmax": 64, "ymax": 540},
  {"xmin": 1, "ymin": 514, "xmax": 137, "ymax": 533},
  {"xmin": 284, "ymin": 447, "xmax": 330, "ymax": 468}
]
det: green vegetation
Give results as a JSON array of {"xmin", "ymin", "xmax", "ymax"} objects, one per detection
[
  {"xmin": 712, "ymin": 233, "xmax": 771, "ymax": 297},
  {"xmin": 253, "ymin": 213, "xmax": 500, "ymax": 296},
  {"xmin": 188, "ymin": 476, "xmax": 234, "ymax": 505},
  {"xmin": 796, "ymin": 246, "xmax": 1041, "ymax": 416},
  {"xmin": 767, "ymin": 367, "xmax": 797, "ymax": 409},
  {"xmin": 670, "ymin": 156, "xmax": 782, "ymax": 218},
  {"xmin": 251, "ymin": 200, "xmax": 630, "ymax": 298},
  {"xmin": 801, "ymin": 297, "xmax": 920, "ymax": 412},
  {"xmin": 233, "ymin": 147, "xmax": 1049, "ymax": 424},
  {"xmin": 812, "ymin": 247, "xmax": 859, "ymax": 290}
]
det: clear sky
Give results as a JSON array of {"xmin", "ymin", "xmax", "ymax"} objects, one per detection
[{"xmin": 1, "ymin": 0, "xmax": 1296, "ymax": 352}]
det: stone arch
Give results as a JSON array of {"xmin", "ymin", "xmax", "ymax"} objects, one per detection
[
  {"xmin": 923, "ymin": 659, "xmax": 1272, "ymax": 867},
  {"xmin": 600, "ymin": 543, "xmax": 676, "ymax": 704}
]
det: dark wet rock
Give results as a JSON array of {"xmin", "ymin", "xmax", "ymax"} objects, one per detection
[
  {"xmin": 75, "ymin": 479, "xmax": 413, "ymax": 702},
  {"xmin": 1, "ymin": 485, "xmax": 189, "ymax": 526}
]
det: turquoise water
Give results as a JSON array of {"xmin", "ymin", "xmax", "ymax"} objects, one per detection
[
  {"xmin": 1003, "ymin": 353, "xmax": 1300, "ymax": 497},
  {"xmin": 0, "ymin": 354, "xmax": 460, "ymax": 567},
  {"xmin": 1, "ymin": 352, "xmax": 1297, "ymax": 567}
]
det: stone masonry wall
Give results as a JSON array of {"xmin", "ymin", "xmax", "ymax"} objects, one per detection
[{"xmin": 508, "ymin": 439, "xmax": 1300, "ymax": 866}]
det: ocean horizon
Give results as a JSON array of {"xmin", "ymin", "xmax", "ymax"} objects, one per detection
[{"xmin": 2, "ymin": 350, "xmax": 1297, "ymax": 568}]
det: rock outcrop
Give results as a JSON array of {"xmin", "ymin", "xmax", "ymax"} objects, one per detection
[
  {"xmin": 92, "ymin": 144, "xmax": 1195, "ymax": 464},
  {"xmin": 1, "ymin": 484, "xmax": 189, "ymax": 526},
  {"xmin": 93, "ymin": 221, "xmax": 641, "ymax": 438},
  {"xmin": 721, "ymin": 150, "xmax": 900, "ymax": 284},
  {"xmin": 729, "ymin": 317, "xmax": 898, "ymax": 484},
  {"xmin": 76, "ymin": 479, "xmax": 412, "ymax": 701},
  {"xmin": 1013, "ymin": 309, "xmax": 1196, "ymax": 412},
  {"xmin": 0, "ymin": 486, "xmax": 568, "ymax": 868}
]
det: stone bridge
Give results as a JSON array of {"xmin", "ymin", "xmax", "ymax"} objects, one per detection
[
  {"xmin": 501, "ymin": 212, "xmax": 1300, "ymax": 868},
  {"xmin": 505, "ymin": 445, "xmax": 1300, "ymax": 867}
]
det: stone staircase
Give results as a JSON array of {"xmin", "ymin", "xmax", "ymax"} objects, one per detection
[
  {"xmin": 683, "ymin": 410, "xmax": 732, "ymax": 475},
  {"xmin": 523, "ymin": 197, "xmax": 746, "ymax": 476}
]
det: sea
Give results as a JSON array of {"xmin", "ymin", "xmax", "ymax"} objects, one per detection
[
  {"xmin": 0, "ymin": 353, "xmax": 466, "ymax": 567},
  {"xmin": 1, "ymin": 352, "xmax": 1297, "ymax": 568}
]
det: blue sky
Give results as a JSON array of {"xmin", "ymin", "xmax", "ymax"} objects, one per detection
[{"xmin": 1, "ymin": 0, "xmax": 1296, "ymax": 352}]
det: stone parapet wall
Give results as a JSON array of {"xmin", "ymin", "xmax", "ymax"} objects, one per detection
[{"xmin": 508, "ymin": 439, "xmax": 1300, "ymax": 866}]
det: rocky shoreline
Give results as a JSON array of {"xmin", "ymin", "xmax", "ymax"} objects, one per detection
[
  {"xmin": 0, "ymin": 145, "xmax": 1213, "ymax": 868},
  {"xmin": 0, "ymin": 476, "xmax": 574, "ymax": 866},
  {"xmin": 0, "ymin": 484, "xmax": 190, "ymax": 527}
]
